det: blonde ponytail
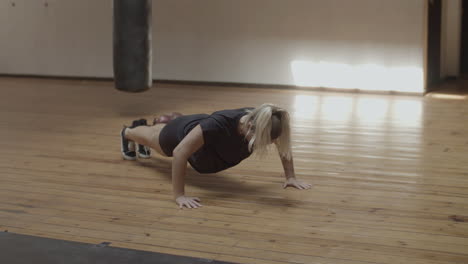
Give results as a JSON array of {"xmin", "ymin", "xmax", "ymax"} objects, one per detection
[{"xmin": 243, "ymin": 104, "xmax": 292, "ymax": 160}]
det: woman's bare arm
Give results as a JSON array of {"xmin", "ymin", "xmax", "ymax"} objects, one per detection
[
  {"xmin": 279, "ymin": 153, "xmax": 296, "ymax": 179},
  {"xmin": 172, "ymin": 125, "xmax": 204, "ymax": 208},
  {"xmin": 276, "ymin": 143, "xmax": 312, "ymax": 190}
]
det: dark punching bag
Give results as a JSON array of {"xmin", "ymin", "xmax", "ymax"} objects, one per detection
[{"xmin": 113, "ymin": 0, "xmax": 152, "ymax": 93}]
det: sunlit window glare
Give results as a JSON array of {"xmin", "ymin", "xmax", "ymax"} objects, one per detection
[
  {"xmin": 356, "ymin": 98, "xmax": 389, "ymax": 124},
  {"xmin": 293, "ymin": 94, "xmax": 423, "ymax": 150},
  {"xmin": 391, "ymin": 99, "xmax": 422, "ymax": 127},
  {"xmin": 294, "ymin": 95, "xmax": 422, "ymax": 128},
  {"xmin": 291, "ymin": 60, "xmax": 424, "ymax": 93},
  {"xmin": 321, "ymin": 97, "xmax": 354, "ymax": 122},
  {"xmin": 293, "ymin": 95, "xmax": 319, "ymax": 119}
]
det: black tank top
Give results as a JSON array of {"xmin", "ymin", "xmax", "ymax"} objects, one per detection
[{"xmin": 188, "ymin": 108, "xmax": 253, "ymax": 173}]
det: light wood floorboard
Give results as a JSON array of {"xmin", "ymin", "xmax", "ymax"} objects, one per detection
[{"xmin": 1, "ymin": 77, "xmax": 468, "ymax": 264}]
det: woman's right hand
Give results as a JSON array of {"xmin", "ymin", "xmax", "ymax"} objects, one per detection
[{"xmin": 176, "ymin": 196, "xmax": 203, "ymax": 209}]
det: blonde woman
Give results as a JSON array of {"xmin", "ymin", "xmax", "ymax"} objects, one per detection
[{"xmin": 120, "ymin": 104, "xmax": 311, "ymax": 209}]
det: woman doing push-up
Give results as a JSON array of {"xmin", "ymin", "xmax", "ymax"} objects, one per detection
[{"xmin": 120, "ymin": 104, "xmax": 311, "ymax": 209}]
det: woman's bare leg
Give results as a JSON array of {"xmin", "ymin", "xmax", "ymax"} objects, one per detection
[{"xmin": 125, "ymin": 124, "xmax": 167, "ymax": 156}]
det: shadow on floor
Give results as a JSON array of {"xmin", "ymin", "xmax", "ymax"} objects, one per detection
[{"xmin": 136, "ymin": 157, "xmax": 304, "ymax": 208}]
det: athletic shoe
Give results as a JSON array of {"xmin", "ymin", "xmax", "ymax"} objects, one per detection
[{"xmin": 120, "ymin": 127, "xmax": 136, "ymax": 160}]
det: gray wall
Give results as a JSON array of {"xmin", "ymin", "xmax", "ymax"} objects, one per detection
[{"xmin": 0, "ymin": 0, "xmax": 426, "ymax": 92}]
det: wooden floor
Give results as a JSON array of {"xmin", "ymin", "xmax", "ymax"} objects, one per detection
[{"xmin": 1, "ymin": 77, "xmax": 468, "ymax": 264}]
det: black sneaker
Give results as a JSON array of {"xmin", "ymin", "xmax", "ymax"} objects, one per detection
[
  {"xmin": 135, "ymin": 119, "xmax": 151, "ymax": 159},
  {"xmin": 120, "ymin": 127, "xmax": 136, "ymax": 160}
]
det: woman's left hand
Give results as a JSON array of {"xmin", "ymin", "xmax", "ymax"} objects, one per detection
[{"xmin": 283, "ymin": 177, "xmax": 312, "ymax": 190}]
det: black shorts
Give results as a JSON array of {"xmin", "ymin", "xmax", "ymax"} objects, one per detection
[{"xmin": 158, "ymin": 114, "xmax": 209, "ymax": 157}]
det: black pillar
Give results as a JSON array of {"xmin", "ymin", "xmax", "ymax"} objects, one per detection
[
  {"xmin": 113, "ymin": 0, "xmax": 152, "ymax": 93},
  {"xmin": 461, "ymin": 0, "xmax": 468, "ymax": 78},
  {"xmin": 426, "ymin": 0, "xmax": 442, "ymax": 91}
]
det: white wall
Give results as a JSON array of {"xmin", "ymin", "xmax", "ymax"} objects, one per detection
[
  {"xmin": 441, "ymin": 0, "xmax": 462, "ymax": 78},
  {"xmin": 0, "ymin": 0, "xmax": 425, "ymax": 92},
  {"xmin": 0, "ymin": 1, "xmax": 112, "ymax": 78}
]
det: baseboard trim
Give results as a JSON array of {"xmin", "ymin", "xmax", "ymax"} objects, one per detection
[{"xmin": 0, "ymin": 74, "xmax": 422, "ymax": 96}]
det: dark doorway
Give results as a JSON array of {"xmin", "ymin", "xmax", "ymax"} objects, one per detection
[
  {"xmin": 427, "ymin": 0, "xmax": 442, "ymax": 92},
  {"xmin": 461, "ymin": 0, "xmax": 468, "ymax": 78}
]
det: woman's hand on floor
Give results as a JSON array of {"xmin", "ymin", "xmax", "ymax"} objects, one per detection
[
  {"xmin": 176, "ymin": 196, "xmax": 203, "ymax": 209},
  {"xmin": 283, "ymin": 177, "xmax": 312, "ymax": 190}
]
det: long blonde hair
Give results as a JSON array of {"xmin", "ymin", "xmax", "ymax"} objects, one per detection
[{"xmin": 242, "ymin": 104, "xmax": 292, "ymax": 160}]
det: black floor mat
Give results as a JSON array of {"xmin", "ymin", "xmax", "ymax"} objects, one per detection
[{"xmin": 0, "ymin": 232, "xmax": 235, "ymax": 264}]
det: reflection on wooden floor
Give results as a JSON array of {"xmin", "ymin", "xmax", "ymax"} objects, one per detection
[{"xmin": 1, "ymin": 77, "xmax": 467, "ymax": 264}]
